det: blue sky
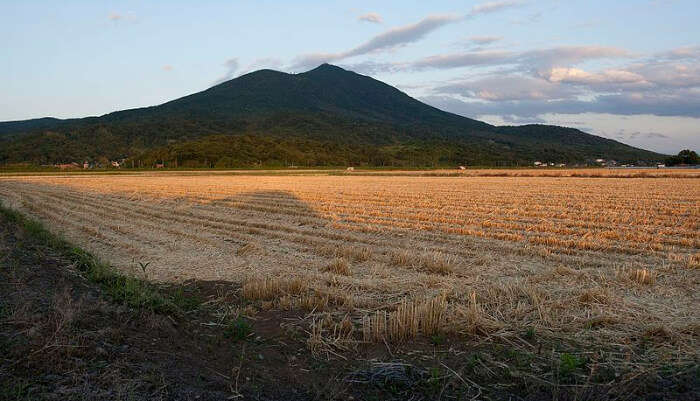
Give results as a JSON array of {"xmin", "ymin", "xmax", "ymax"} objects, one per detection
[{"xmin": 1, "ymin": 0, "xmax": 698, "ymax": 154}]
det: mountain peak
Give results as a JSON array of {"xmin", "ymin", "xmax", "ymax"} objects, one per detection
[{"xmin": 303, "ymin": 63, "xmax": 348, "ymax": 75}]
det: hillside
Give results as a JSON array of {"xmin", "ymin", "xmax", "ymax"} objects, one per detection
[{"xmin": 0, "ymin": 64, "xmax": 664, "ymax": 167}]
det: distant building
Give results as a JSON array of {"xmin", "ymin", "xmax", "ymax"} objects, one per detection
[
  {"xmin": 346, "ymin": 167, "xmax": 354, "ymax": 172},
  {"xmin": 534, "ymin": 161, "xmax": 542, "ymax": 166},
  {"xmin": 111, "ymin": 161, "xmax": 121, "ymax": 168},
  {"xmin": 155, "ymin": 163, "xmax": 164, "ymax": 168},
  {"xmin": 556, "ymin": 163, "xmax": 566, "ymax": 167},
  {"xmin": 83, "ymin": 161, "xmax": 89, "ymax": 169},
  {"xmin": 458, "ymin": 165, "xmax": 467, "ymax": 170},
  {"xmin": 657, "ymin": 164, "xmax": 666, "ymax": 169},
  {"xmin": 595, "ymin": 158, "xmax": 605, "ymax": 163}
]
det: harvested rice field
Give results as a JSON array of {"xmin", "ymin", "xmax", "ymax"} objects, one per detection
[{"xmin": 0, "ymin": 172, "xmax": 698, "ymax": 364}]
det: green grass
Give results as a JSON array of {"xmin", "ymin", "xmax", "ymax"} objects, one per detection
[
  {"xmin": 0, "ymin": 201, "xmax": 200, "ymax": 315},
  {"xmin": 559, "ymin": 352, "xmax": 586, "ymax": 379},
  {"xmin": 224, "ymin": 317, "xmax": 252, "ymax": 341}
]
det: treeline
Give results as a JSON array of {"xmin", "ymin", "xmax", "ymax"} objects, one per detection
[
  {"xmin": 665, "ymin": 149, "xmax": 699, "ymax": 166},
  {"xmin": 0, "ymin": 114, "xmax": 666, "ymax": 168},
  {"xmin": 131, "ymin": 135, "xmax": 525, "ymax": 168}
]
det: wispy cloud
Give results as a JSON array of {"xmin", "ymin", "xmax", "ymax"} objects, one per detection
[
  {"xmin": 621, "ymin": 131, "xmax": 670, "ymax": 140},
  {"xmin": 468, "ymin": 1, "xmax": 523, "ymax": 17},
  {"xmin": 108, "ymin": 12, "xmax": 137, "ymax": 23},
  {"xmin": 467, "ymin": 36, "xmax": 503, "ymax": 45},
  {"xmin": 212, "ymin": 58, "xmax": 239, "ymax": 85},
  {"xmin": 522, "ymin": 46, "xmax": 630, "ymax": 70},
  {"xmin": 409, "ymin": 46, "xmax": 631, "ymax": 71},
  {"xmin": 358, "ymin": 12, "xmax": 383, "ymax": 24},
  {"xmin": 411, "ymin": 50, "xmax": 513, "ymax": 70},
  {"xmin": 292, "ymin": 14, "xmax": 461, "ymax": 70}
]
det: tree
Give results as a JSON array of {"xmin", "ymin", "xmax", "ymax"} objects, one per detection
[{"xmin": 666, "ymin": 149, "xmax": 699, "ymax": 166}]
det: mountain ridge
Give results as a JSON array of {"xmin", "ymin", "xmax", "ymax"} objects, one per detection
[{"xmin": 0, "ymin": 64, "xmax": 665, "ymax": 167}]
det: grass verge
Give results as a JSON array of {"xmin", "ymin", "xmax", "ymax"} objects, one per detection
[{"xmin": 0, "ymin": 201, "xmax": 196, "ymax": 315}]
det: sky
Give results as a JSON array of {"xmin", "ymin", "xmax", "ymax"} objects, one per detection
[{"xmin": 1, "ymin": 0, "xmax": 698, "ymax": 154}]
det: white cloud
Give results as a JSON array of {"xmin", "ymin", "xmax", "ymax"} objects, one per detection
[
  {"xmin": 542, "ymin": 67, "xmax": 645, "ymax": 85},
  {"xmin": 468, "ymin": 1, "xmax": 523, "ymax": 17},
  {"xmin": 212, "ymin": 58, "xmax": 240, "ymax": 85},
  {"xmin": 358, "ymin": 13, "xmax": 383, "ymax": 24}
]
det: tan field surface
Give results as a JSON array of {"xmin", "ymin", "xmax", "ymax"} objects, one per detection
[{"xmin": 0, "ymin": 172, "xmax": 698, "ymax": 355}]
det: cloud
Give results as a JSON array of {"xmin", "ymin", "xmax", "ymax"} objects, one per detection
[
  {"xmin": 292, "ymin": 14, "xmax": 460, "ymax": 70},
  {"xmin": 410, "ymin": 43, "xmax": 700, "ymax": 152},
  {"xmin": 629, "ymin": 57, "xmax": 700, "ymax": 88},
  {"xmin": 162, "ymin": 65, "xmax": 173, "ymax": 72},
  {"xmin": 358, "ymin": 12, "xmax": 383, "ymax": 24},
  {"xmin": 424, "ymin": 83, "xmax": 700, "ymax": 118},
  {"xmin": 511, "ymin": 11, "xmax": 543, "ymax": 25},
  {"xmin": 108, "ymin": 12, "xmax": 137, "ymax": 23},
  {"xmin": 412, "ymin": 50, "xmax": 514, "ymax": 70},
  {"xmin": 658, "ymin": 45, "xmax": 700, "ymax": 60},
  {"xmin": 467, "ymin": 36, "xmax": 503, "ymax": 45},
  {"xmin": 435, "ymin": 75, "xmax": 578, "ymax": 101},
  {"xmin": 408, "ymin": 46, "xmax": 630, "ymax": 71},
  {"xmin": 212, "ymin": 58, "xmax": 239, "ymax": 85},
  {"xmin": 349, "ymin": 41, "xmax": 699, "ymax": 120},
  {"xmin": 521, "ymin": 46, "xmax": 631, "ymax": 70},
  {"xmin": 621, "ymin": 131, "xmax": 670, "ymax": 140},
  {"xmin": 541, "ymin": 67, "xmax": 645, "ymax": 85},
  {"xmin": 337, "ymin": 60, "xmax": 402, "ymax": 75},
  {"xmin": 468, "ymin": 1, "xmax": 523, "ymax": 17}
]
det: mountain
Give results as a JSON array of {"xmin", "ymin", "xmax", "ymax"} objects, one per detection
[{"xmin": 0, "ymin": 64, "xmax": 664, "ymax": 167}]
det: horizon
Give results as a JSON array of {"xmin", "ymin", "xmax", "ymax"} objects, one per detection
[{"xmin": 1, "ymin": 1, "xmax": 698, "ymax": 154}]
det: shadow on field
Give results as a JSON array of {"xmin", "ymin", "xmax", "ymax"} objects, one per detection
[{"xmin": 206, "ymin": 189, "xmax": 324, "ymax": 222}]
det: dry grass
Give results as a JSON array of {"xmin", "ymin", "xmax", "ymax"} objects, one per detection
[
  {"xmin": 322, "ymin": 258, "xmax": 351, "ymax": 276},
  {"xmin": 362, "ymin": 295, "xmax": 448, "ymax": 342},
  {"xmin": 0, "ymin": 172, "xmax": 697, "ymax": 357},
  {"xmin": 242, "ymin": 277, "xmax": 307, "ymax": 301},
  {"xmin": 631, "ymin": 268, "xmax": 657, "ymax": 285},
  {"xmin": 419, "ymin": 251, "xmax": 455, "ymax": 275},
  {"xmin": 345, "ymin": 167, "xmax": 700, "ymax": 178},
  {"xmin": 236, "ymin": 241, "xmax": 261, "ymax": 256}
]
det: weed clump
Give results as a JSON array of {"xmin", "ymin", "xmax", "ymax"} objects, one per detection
[{"xmin": 225, "ymin": 317, "xmax": 252, "ymax": 341}]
